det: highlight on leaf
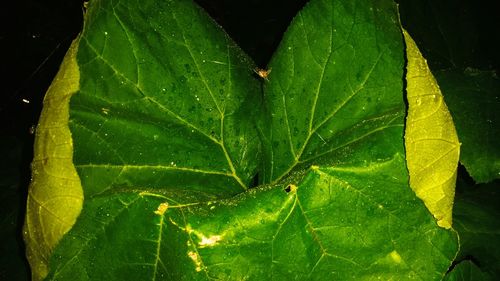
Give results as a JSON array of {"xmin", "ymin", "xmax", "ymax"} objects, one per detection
[{"xmin": 403, "ymin": 29, "xmax": 460, "ymax": 229}]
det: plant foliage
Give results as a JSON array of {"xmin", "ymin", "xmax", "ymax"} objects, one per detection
[{"xmin": 21, "ymin": 0, "xmax": 499, "ymax": 280}]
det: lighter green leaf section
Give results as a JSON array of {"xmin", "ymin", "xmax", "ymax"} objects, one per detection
[
  {"xmin": 23, "ymin": 37, "xmax": 84, "ymax": 281},
  {"xmin": 403, "ymin": 30, "xmax": 460, "ymax": 229}
]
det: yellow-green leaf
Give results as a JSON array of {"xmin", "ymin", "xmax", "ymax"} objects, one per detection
[
  {"xmin": 403, "ymin": 29, "xmax": 460, "ymax": 229},
  {"xmin": 23, "ymin": 37, "xmax": 84, "ymax": 281}
]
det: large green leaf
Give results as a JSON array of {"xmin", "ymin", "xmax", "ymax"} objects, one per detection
[
  {"xmin": 28, "ymin": 0, "xmax": 462, "ymax": 279},
  {"xmin": 435, "ymin": 69, "xmax": 500, "ymax": 183},
  {"xmin": 259, "ymin": 0, "xmax": 406, "ymax": 183},
  {"xmin": 47, "ymin": 154, "xmax": 457, "ymax": 280}
]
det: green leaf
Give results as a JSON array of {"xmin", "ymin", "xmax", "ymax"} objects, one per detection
[
  {"xmin": 435, "ymin": 68, "xmax": 500, "ymax": 183},
  {"xmin": 453, "ymin": 180, "xmax": 500, "ymax": 278},
  {"xmin": 444, "ymin": 261, "xmax": 494, "ymax": 281},
  {"xmin": 71, "ymin": 0, "xmax": 261, "ymax": 198},
  {"xmin": 30, "ymin": 0, "xmax": 462, "ymax": 279},
  {"xmin": 259, "ymin": 0, "xmax": 406, "ymax": 183},
  {"xmin": 47, "ymin": 154, "xmax": 458, "ymax": 280}
]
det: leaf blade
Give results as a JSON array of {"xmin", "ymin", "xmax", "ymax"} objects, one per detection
[
  {"xmin": 24, "ymin": 38, "xmax": 84, "ymax": 281},
  {"xmin": 403, "ymin": 30, "xmax": 461, "ymax": 229},
  {"xmin": 260, "ymin": 0, "xmax": 406, "ymax": 183},
  {"xmin": 71, "ymin": 0, "xmax": 261, "ymax": 198},
  {"xmin": 47, "ymin": 154, "xmax": 458, "ymax": 280}
]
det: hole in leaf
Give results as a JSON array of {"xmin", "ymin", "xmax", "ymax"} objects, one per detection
[
  {"xmin": 249, "ymin": 173, "xmax": 259, "ymax": 188},
  {"xmin": 446, "ymin": 255, "xmax": 481, "ymax": 274},
  {"xmin": 284, "ymin": 184, "xmax": 297, "ymax": 193}
]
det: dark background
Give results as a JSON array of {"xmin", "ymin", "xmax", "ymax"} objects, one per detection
[{"xmin": 1, "ymin": 0, "xmax": 498, "ymax": 280}]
